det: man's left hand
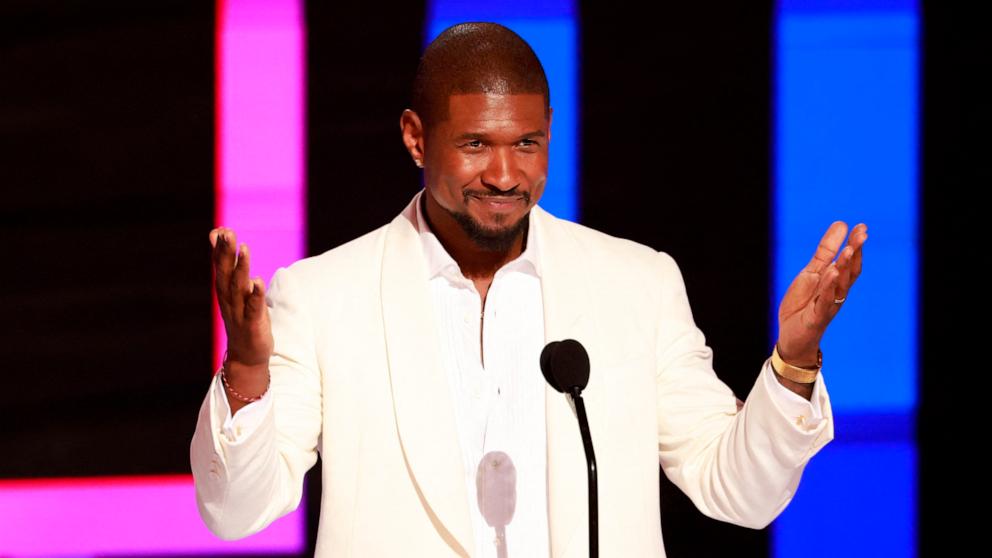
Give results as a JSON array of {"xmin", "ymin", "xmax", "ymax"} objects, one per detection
[{"xmin": 776, "ymin": 221, "xmax": 868, "ymax": 367}]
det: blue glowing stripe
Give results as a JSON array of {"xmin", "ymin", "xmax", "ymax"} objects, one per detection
[
  {"xmin": 773, "ymin": 6, "xmax": 918, "ymax": 413},
  {"xmin": 774, "ymin": 442, "xmax": 917, "ymax": 557},
  {"xmin": 425, "ymin": 1, "xmax": 578, "ymax": 221},
  {"xmin": 772, "ymin": 1, "xmax": 918, "ymax": 557}
]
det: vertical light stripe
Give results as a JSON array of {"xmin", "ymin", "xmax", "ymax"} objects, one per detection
[
  {"xmin": 425, "ymin": 1, "xmax": 579, "ymax": 221},
  {"xmin": 211, "ymin": 0, "xmax": 308, "ymax": 552},
  {"xmin": 215, "ymin": 0, "xmax": 307, "ymax": 368},
  {"xmin": 772, "ymin": 1, "xmax": 918, "ymax": 556}
]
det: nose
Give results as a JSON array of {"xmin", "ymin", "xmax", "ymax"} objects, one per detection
[{"xmin": 480, "ymin": 146, "xmax": 519, "ymax": 192}]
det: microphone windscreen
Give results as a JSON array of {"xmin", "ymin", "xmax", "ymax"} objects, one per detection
[
  {"xmin": 540, "ymin": 341, "xmax": 564, "ymax": 392},
  {"xmin": 540, "ymin": 339, "xmax": 590, "ymax": 393},
  {"xmin": 476, "ymin": 451, "xmax": 517, "ymax": 528}
]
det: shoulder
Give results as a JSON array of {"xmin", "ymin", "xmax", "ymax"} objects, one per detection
[
  {"xmin": 269, "ymin": 223, "xmax": 391, "ymax": 295},
  {"xmin": 536, "ymin": 206, "xmax": 681, "ymax": 280}
]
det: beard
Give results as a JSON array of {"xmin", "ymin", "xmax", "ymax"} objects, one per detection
[{"xmin": 448, "ymin": 192, "xmax": 531, "ymax": 252}]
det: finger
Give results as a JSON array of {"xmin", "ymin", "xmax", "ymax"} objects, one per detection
[
  {"xmin": 804, "ymin": 221, "xmax": 849, "ymax": 274},
  {"xmin": 849, "ymin": 223, "xmax": 868, "ymax": 241},
  {"xmin": 816, "ymin": 266, "xmax": 840, "ymax": 320},
  {"xmin": 244, "ymin": 276, "xmax": 267, "ymax": 321},
  {"xmin": 812, "ymin": 265, "xmax": 841, "ymax": 325},
  {"xmin": 850, "ymin": 229, "xmax": 867, "ymax": 281},
  {"xmin": 834, "ymin": 245, "xmax": 855, "ymax": 297},
  {"xmin": 213, "ymin": 228, "xmax": 238, "ymax": 307},
  {"xmin": 231, "ymin": 242, "xmax": 252, "ymax": 319}
]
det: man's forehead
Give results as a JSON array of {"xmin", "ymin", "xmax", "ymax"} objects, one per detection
[{"xmin": 445, "ymin": 92, "xmax": 547, "ymax": 124}]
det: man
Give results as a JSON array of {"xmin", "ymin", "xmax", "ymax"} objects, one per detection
[{"xmin": 191, "ymin": 22, "xmax": 866, "ymax": 557}]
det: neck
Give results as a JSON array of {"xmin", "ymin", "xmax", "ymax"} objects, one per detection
[{"xmin": 422, "ymin": 190, "xmax": 527, "ymax": 280}]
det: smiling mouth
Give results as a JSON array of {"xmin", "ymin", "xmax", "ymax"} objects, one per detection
[
  {"xmin": 466, "ymin": 192, "xmax": 529, "ymax": 205},
  {"xmin": 479, "ymin": 197, "xmax": 520, "ymax": 204},
  {"xmin": 470, "ymin": 196, "xmax": 525, "ymax": 213}
]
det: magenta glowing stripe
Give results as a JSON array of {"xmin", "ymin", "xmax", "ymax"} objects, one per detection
[
  {"xmin": 211, "ymin": 0, "xmax": 309, "ymax": 553},
  {"xmin": 215, "ymin": 0, "xmax": 307, "ymax": 369},
  {"xmin": 0, "ymin": 476, "xmax": 303, "ymax": 556}
]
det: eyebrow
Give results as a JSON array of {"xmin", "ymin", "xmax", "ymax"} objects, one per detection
[{"xmin": 454, "ymin": 130, "xmax": 547, "ymax": 141}]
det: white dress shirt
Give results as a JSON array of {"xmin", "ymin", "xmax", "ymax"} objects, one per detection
[
  {"xmin": 214, "ymin": 190, "xmax": 825, "ymax": 556},
  {"xmin": 413, "ymin": 190, "xmax": 550, "ymax": 558}
]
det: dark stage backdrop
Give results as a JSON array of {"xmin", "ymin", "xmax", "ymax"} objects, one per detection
[
  {"xmin": 305, "ymin": 4, "xmax": 427, "ymax": 255},
  {"xmin": 0, "ymin": 1, "xmax": 214, "ymax": 477},
  {"xmin": 919, "ymin": 3, "xmax": 988, "ymax": 555}
]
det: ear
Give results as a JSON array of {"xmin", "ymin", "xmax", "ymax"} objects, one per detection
[{"xmin": 400, "ymin": 109, "xmax": 426, "ymax": 168}]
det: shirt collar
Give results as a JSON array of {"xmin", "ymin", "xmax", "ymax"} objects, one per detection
[{"xmin": 413, "ymin": 188, "xmax": 542, "ymax": 281}]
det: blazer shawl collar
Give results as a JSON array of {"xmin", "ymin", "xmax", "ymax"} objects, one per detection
[{"xmin": 380, "ymin": 197, "xmax": 603, "ymax": 558}]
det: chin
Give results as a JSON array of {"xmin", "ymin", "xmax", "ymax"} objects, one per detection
[{"xmin": 453, "ymin": 209, "xmax": 530, "ymax": 253}]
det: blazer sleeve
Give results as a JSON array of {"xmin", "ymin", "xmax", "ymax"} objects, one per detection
[
  {"xmin": 190, "ymin": 266, "xmax": 322, "ymax": 540},
  {"xmin": 653, "ymin": 251, "xmax": 834, "ymax": 530}
]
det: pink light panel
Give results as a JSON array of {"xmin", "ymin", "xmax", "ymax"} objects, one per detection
[
  {"xmin": 211, "ymin": 0, "xmax": 308, "ymax": 551},
  {"xmin": 0, "ymin": 476, "xmax": 303, "ymax": 556},
  {"xmin": 0, "ymin": 1, "xmax": 307, "ymax": 555},
  {"xmin": 215, "ymin": 0, "xmax": 307, "ymax": 368}
]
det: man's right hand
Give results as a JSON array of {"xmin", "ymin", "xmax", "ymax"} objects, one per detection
[{"xmin": 211, "ymin": 227, "xmax": 273, "ymax": 413}]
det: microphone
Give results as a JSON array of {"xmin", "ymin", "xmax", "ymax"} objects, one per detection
[
  {"xmin": 476, "ymin": 451, "xmax": 517, "ymax": 558},
  {"xmin": 540, "ymin": 340, "xmax": 598, "ymax": 558}
]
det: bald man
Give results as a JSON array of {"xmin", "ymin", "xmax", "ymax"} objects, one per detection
[{"xmin": 191, "ymin": 22, "xmax": 866, "ymax": 558}]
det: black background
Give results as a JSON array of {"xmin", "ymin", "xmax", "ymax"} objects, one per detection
[{"xmin": 1, "ymin": 0, "xmax": 213, "ymax": 478}]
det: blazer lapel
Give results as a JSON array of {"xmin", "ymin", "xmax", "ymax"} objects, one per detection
[
  {"xmin": 533, "ymin": 205, "xmax": 605, "ymax": 558},
  {"xmin": 380, "ymin": 200, "xmax": 474, "ymax": 557}
]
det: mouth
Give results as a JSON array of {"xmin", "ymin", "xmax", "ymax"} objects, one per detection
[{"xmin": 466, "ymin": 193, "xmax": 528, "ymax": 212}]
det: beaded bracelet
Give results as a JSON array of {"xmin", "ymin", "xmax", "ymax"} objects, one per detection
[{"xmin": 219, "ymin": 352, "xmax": 270, "ymax": 403}]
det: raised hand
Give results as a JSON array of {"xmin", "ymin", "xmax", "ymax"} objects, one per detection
[
  {"xmin": 210, "ymin": 227, "xmax": 272, "ymax": 409},
  {"xmin": 777, "ymin": 221, "xmax": 867, "ymax": 367}
]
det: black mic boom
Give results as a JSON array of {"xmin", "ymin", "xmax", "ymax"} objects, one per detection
[{"xmin": 540, "ymin": 339, "xmax": 598, "ymax": 558}]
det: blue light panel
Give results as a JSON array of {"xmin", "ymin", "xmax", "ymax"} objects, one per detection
[
  {"xmin": 772, "ymin": 0, "xmax": 918, "ymax": 556},
  {"xmin": 774, "ymin": 442, "xmax": 917, "ymax": 557}
]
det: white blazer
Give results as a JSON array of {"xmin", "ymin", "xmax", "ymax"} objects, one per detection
[{"xmin": 190, "ymin": 193, "xmax": 834, "ymax": 557}]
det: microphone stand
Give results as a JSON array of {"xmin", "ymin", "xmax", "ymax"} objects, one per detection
[{"xmin": 571, "ymin": 386, "xmax": 598, "ymax": 558}]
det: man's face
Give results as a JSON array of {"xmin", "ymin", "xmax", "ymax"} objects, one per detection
[{"xmin": 422, "ymin": 93, "xmax": 550, "ymax": 249}]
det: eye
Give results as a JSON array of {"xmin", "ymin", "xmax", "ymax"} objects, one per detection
[{"xmin": 458, "ymin": 139, "xmax": 485, "ymax": 152}]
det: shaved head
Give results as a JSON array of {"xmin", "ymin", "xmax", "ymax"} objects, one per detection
[{"xmin": 411, "ymin": 22, "xmax": 550, "ymax": 133}]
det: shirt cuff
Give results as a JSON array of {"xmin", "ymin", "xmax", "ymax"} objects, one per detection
[
  {"xmin": 212, "ymin": 372, "xmax": 273, "ymax": 443},
  {"xmin": 762, "ymin": 359, "xmax": 825, "ymax": 431}
]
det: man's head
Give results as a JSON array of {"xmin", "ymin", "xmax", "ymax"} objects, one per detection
[
  {"xmin": 410, "ymin": 22, "xmax": 550, "ymax": 132},
  {"xmin": 401, "ymin": 22, "xmax": 552, "ymax": 252}
]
